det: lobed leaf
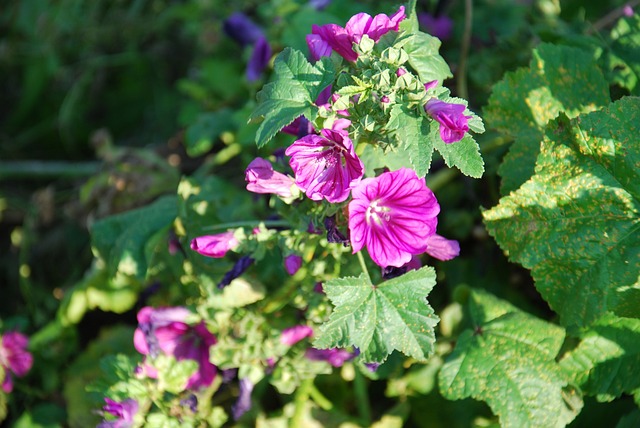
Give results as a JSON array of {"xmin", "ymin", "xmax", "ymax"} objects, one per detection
[
  {"xmin": 483, "ymin": 97, "xmax": 640, "ymax": 331},
  {"xmin": 439, "ymin": 289, "xmax": 581, "ymax": 428},
  {"xmin": 314, "ymin": 267, "xmax": 439, "ymax": 363},
  {"xmin": 403, "ymin": 32, "xmax": 452, "ymax": 84},
  {"xmin": 387, "ymin": 104, "xmax": 433, "ymax": 177}
]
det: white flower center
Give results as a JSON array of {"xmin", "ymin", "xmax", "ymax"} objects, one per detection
[{"xmin": 366, "ymin": 200, "xmax": 391, "ymax": 226}]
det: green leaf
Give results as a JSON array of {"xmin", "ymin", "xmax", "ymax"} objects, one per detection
[
  {"xmin": 184, "ymin": 109, "xmax": 235, "ymax": 157},
  {"xmin": 91, "ymin": 195, "xmax": 177, "ymax": 280},
  {"xmin": 560, "ymin": 314, "xmax": 640, "ymax": 402},
  {"xmin": 358, "ymin": 144, "xmax": 414, "ymax": 177},
  {"xmin": 433, "ymin": 127, "xmax": 485, "ymax": 178},
  {"xmin": 403, "ymin": 32, "xmax": 452, "ymax": 84},
  {"xmin": 484, "ymin": 43, "xmax": 610, "ymax": 194},
  {"xmin": 483, "ymin": 97, "xmax": 640, "ymax": 331},
  {"xmin": 155, "ymin": 355, "xmax": 198, "ymax": 395},
  {"xmin": 387, "ymin": 104, "xmax": 433, "ymax": 177},
  {"xmin": 314, "ymin": 266, "xmax": 439, "ymax": 363},
  {"xmin": 610, "ymin": 15, "xmax": 640, "ymax": 95},
  {"xmin": 251, "ymin": 48, "xmax": 335, "ymax": 147},
  {"xmin": 617, "ymin": 409, "xmax": 640, "ymax": 428},
  {"xmin": 439, "ymin": 289, "xmax": 581, "ymax": 428}
]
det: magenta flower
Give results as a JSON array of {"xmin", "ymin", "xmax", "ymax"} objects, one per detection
[
  {"xmin": 190, "ymin": 231, "xmax": 238, "ymax": 258},
  {"xmin": 425, "ymin": 99, "xmax": 471, "ymax": 144},
  {"xmin": 418, "ymin": 13, "xmax": 453, "ymax": 40},
  {"xmin": 305, "ymin": 348, "xmax": 355, "ymax": 367},
  {"xmin": 280, "ymin": 325, "xmax": 313, "ymax": 346},
  {"xmin": 306, "ymin": 6, "xmax": 406, "ymax": 62},
  {"xmin": 348, "ymin": 168, "xmax": 440, "ymax": 267},
  {"xmin": 0, "ymin": 332, "xmax": 33, "ymax": 393},
  {"xmin": 284, "ymin": 254, "xmax": 303, "ymax": 275},
  {"xmin": 425, "ymin": 234, "xmax": 460, "ymax": 261},
  {"xmin": 134, "ymin": 306, "xmax": 217, "ymax": 390},
  {"xmin": 285, "ymin": 128, "xmax": 364, "ymax": 203},
  {"xmin": 245, "ymin": 157, "xmax": 296, "ymax": 198},
  {"xmin": 98, "ymin": 398, "xmax": 138, "ymax": 428}
]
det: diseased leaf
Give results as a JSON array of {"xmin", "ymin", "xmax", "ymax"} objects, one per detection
[
  {"xmin": 439, "ymin": 289, "xmax": 581, "ymax": 428},
  {"xmin": 484, "ymin": 43, "xmax": 610, "ymax": 194},
  {"xmin": 560, "ymin": 314, "xmax": 640, "ymax": 402},
  {"xmin": 483, "ymin": 97, "xmax": 640, "ymax": 331},
  {"xmin": 250, "ymin": 48, "xmax": 335, "ymax": 147},
  {"xmin": 314, "ymin": 267, "xmax": 439, "ymax": 363}
]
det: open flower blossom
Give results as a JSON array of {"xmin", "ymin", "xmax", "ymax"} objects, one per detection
[
  {"xmin": 98, "ymin": 398, "xmax": 139, "ymax": 428},
  {"xmin": 280, "ymin": 325, "xmax": 314, "ymax": 346},
  {"xmin": 190, "ymin": 231, "xmax": 239, "ymax": 258},
  {"xmin": 424, "ymin": 98, "xmax": 471, "ymax": 144},
  {"xmin": 134, "ymin": 306, "xmax": 217, "ymax": 390},
  {"xmin": 245, "ymin": 157, "xmax": 296, "ymax": 198},
  {"xmin": 0, "ymin": 331, "xmax": 33, "ymax": 393},
  {"xmin": 306, "ymin": 6, "xmax": 406, "ymax": 62},
  {"xmin": 348, "ymin": 168, "xmax": 440, "ymax": 267},
  {"xmin": 285, "ymin": 128, "xmax": 364, "ymax": 203}
]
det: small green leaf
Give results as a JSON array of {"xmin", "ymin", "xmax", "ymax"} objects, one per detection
[
  {"xmin": 433, "ymin": 127, "xmax": 484, "ymax": 178},
  {"xmin": 560, "ymin": 314, "xmax": 640, "ymax": 402},
  {"xmin": 387, "ymin": 104, "xmax": 433, "ymax": 177},
  {"xmin": 483, "ymin": 98, "xmax": 640, "ymax": 331},
  {"xmin": 155, "ymin": 355, "xmax": 198, "ymax": 395},
  {"xmin": 314, "ymin": 266, "xmax": 439, "ymax": 363},
  {"xmin": 403, "ymin": 32, "xmax": 452, "ymax": 84},
  {"xmin": 251, "ymin": 48, "xmax": 335, "ymax": 147},
  {"xmin": 439, "ymin": 289, "xmax": 581, "ymax": 428}
]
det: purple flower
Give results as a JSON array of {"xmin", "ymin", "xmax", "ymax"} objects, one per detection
[
  {"xmin": 98, "ymin": 398, "xmax": 138, "ymax": 428},
  {"xmin": 218, "ymin": 256, "xmax": 255, "ymax": 289},
  {"xmin": 624, "ymin": 4, "xmax": 634, "ymax": 16},
  {"xmin": 418, "ymin": 13, "xmax": 453, "ymax": 40},
  {"xmin": 305, "ymin": 348, "xmax": 355, "ymax": 367},
  {"xmin": 424, "ymin": 99, "xmax": 471, "ymax": 144},
  {"xmin": 425, "ymin": 234, "xmax": 460, "ymax": 261},
  {"xmin": 281, "ymin": 116, "xmax": 315, "ymax": 138},
  {"xmin": 247, "ymin": 36, "xmax": 272, "ymax": 82},
  {"xmin": 190, "ymin": 231, "xmax": 239, "ymax": 258},
  {"xmin": 306, "ymin": 6, "xmax": 406, "ymax": 62},
  {"xmin": 424, "ymin": 80, "xmax": 438, "ymax": 91},
  {"xmin": 280, "ymin": 325, "xmax": 314, "ymax": 345},
  {"xmin": 232, "ymin": 378, "xmax": 254, "ymax": 420},
  {"xmin": 0, "ymin": 332, "xmax": 33, "ymax": 393},
  {"xmin": 285, "ymin": 128, "xmax": 364, "ymax": 203},
  {"xmin": 133, "ymin": 307, "xmax": 217, "ymax": 390},
  {"xmin": 223, "ymin": 12, "xmax": 264, "ymax": 47},
  {"xmin": 348, "ymin": 168, "xmax": 440, "ymax": 267},
  {"xmin": 245, "ymin": 157, "xmax": 296, "ymax": 198},
  {"xmin": 284, "ymin": 254, "xmax": 303, "ymax": 275}
]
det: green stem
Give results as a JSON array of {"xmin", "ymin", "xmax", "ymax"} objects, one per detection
[
  {"xmin": 201, "ymin": 219, "xmax": 290, "ymax": 231},
  {"xmin": 309, "ymin": 384, "xmax": 333, "ymax": 411},
  {"xmin": 456, "ymin": 0, "xmax": 473, "ymax": 100},
  {"xmin": 291, "ymin": 378, "xmax": 313, "ymax": 428},
  {"xmin": 356, "ymin": 250, "xmax": 371, "ymax": 283},
  {"xmin": 353, "ymin": 367, "xmax": 372, "ymax": 426},
  {"xmin": 0, "ymin": 161, "xmax": 100, "ymax": 179}
]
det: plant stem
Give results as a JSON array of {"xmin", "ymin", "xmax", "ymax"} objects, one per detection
[
  {"xmin": 587, "ymin": 0, "xmax": 639, "ymax": 34},
  {"xmin": 0, "ymin": 161, "xmax": 100, "ymax": 179},
  {"xmin": 356, "ymin": 250, "xmax": 371, "ymax": 283},
  {"xmin": 353, "ymin": 367, "xmax": 372, "ymax": 426},
  {"xmin": 201, "ymin": 219, "xmax": 290, "ymax": 231},
  {"xmin": 309, "ymin": 384, "xmax": 333, "ymax": 411},
  {"xmin": 291, "ymin": 378, "xmax": 313, "ymax": 428},
  {"xmin": 456, "ymin": 0, "xmax": 473, "ymax": 100}
]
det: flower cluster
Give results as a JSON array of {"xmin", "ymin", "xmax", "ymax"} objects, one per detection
[{"xmin": 0, "ymin": 331, "xmax": 33, "ymax": 394}]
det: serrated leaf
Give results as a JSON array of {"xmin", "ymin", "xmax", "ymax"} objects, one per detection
[
  {"xmin": 404, "ymin": 32, "xmax": 452, "ymax": 83},
  {"xmin": 314, "ymin": 267, "xmax": 439, "ymax": 363},
  {"xmin": 433, "ymin": 125, "xmax": 484, "ymax": 178},
  {"xmin": 560, "ymin": 314, "xmax": 640, "ymax": 402},
  {"xmin": 483, "ymin": 97, "xmax": 640, "ymax": 331},
  {"xmin": 387, "ymin": 104, "xmax": 433, "ymax": 177},
  {"xmin": 251, "ymin": 48, "xmax": 335, "ymax": 147},
  {"xmin": 484, "ymin": 43, "xmax": 610, "ymax": 194},
  {"xmin": 439, "ymin": 289, "xmax": 581, "ymax": 428}
]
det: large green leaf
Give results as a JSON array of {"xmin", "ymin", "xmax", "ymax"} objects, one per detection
[
  {"xmin": 484, "ymin": 43, "xmax": 610, "ymax": 194},
  {"xmin": 439, "ymin": 289, "xmax": 581, "ymax": 428},
  {"xmin": 387, "ymin": 104, "xmax": 433, "ymax": 177},
  {"xmin": 610, "ymin": 15, "xmax": 640, "ymax": 95},
  {"xmin": 314, "ymin": 267, "xmax": 439, "ymax": 363},
  {"xmin": 250, "ymin": 48, "xmax": 335, "ymax": 148},
  {"xmin": 483, "ymin": 97, "xmax": 640, "ymax": 331},
  {"xmin": 403, "ymin": 32, "xmax": 452, "ymax": 84},
  {"xmin": 560, "ymin": 314, "xmax": 640, "ymax": 402}
]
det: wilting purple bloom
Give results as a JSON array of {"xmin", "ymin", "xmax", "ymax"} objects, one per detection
[
  {"xmin": 305, "ymin": 348, "xmax": 355, "ymax": 367},
  {"xmin": 425, "ymin": 234, "xmax": 460, "ymax": 261},
  {"xmin": 190, "ymin": 231, "xmax": 239, "ymax": 258},
  {"xmin": 223, "ymin": 12, "xmax": 264, "ymax": 47},
  {"xmin": 281, "ymin": 325, "xmax": 314, "ymax": 345},
  {"xmin": 0, "ymin": 332, "xmax": 33, "ymax": 393},
  {"xmin": 285, "ymin": 128, "xmax": 364, "ymax": 203},
  {"xmin": 418, "ymin": 13, "xmax": 453, "ymax": 40},
  {"xmin": 218, "ymin": 256, "xmax": 254, "ymax": 289},
  {"xmin": 284, "ymin": 254, "xmax": 303, "ymax": 275},
  {"xmin": 232, "ymin": 378, "xmax": 254, "ymax": 420},
  {"xmin": 306, "ymin": 6, "xmax": 406, "ymax": 62},
  {"xmin": 425, "ymin": 99, "xmax": 471, "ymax": 144},
  {"xmin": 349, "ymin": 168, "xmax": 440, "ymax": 267},
  {"xmin": 133, "ymin": 307, "xmax": 217, "ymax": 390},
  {"xmin": 324, "ymin": 215, "xmax": 349, "ymax": 245},
  {"xmin": 245, "ymin": 157, "xmax": 296, "ymax": 198},
  {"xmin": 247, "ymin": 36, "xmax": 272, "ymax": 81},
  {"xmin": 98, "ymin": 398, "xmax": 138, "ymax": 428}
]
